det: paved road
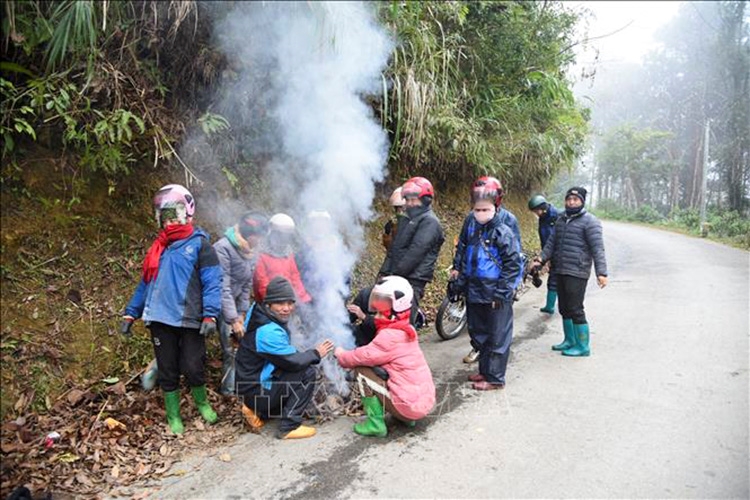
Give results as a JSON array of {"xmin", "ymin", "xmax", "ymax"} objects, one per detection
[{"xmin": 133, "ymin": 221, "xmax": 749, "ymax": 499}]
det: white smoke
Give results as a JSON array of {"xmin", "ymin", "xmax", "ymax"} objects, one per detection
[{"xmin": 214, "ymin": 2, "xmax": 393, "ymax": 394}]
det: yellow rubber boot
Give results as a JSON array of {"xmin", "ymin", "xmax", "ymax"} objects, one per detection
[
  {"xmin": 278, "ymin": 425, "xmax": 317, "ymax": 440},
  {"xmin": 242, "ymin": 405, "xmax": 265, "ymax": 431}
]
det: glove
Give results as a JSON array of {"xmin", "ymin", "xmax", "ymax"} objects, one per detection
[
  {"xmin": 199, "ymin": 318, "xmax": 217, "ymax": 336},
  {"xmin": 447, "ymin": 279, "xmax": 462, "ymax": 303},
  {"xmin": 120, "ymin": 316, "xmax": 134, "ymax": 337}
]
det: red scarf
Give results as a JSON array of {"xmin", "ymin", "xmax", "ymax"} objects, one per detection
[
  {"xmin": 374, "ymin": 311, "xmax": 417, "ymax": 341},
  {"xmin": 142, "ymin": 223, "xmax": 195, "ymax": 283}
]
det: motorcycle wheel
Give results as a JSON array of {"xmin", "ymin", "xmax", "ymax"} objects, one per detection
[{"xmin": 435, "ymin": 295, "xmax": 468, "ymax": 340}]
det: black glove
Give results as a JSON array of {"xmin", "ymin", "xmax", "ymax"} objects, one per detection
[
  {"xmin": 120, "ymin": 316, "xmax": 134, "ymax": 337},
  {"xmin": 447, "ymin": 279, "xmax": 462, "ymax": 303},
  {"xmin": 199, "ymin": 318, "xmax": 217, "ymax": 336}
]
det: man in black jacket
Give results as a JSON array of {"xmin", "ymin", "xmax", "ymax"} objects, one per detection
[
  {"xmin": 235, "ymin": 277, "xmax": 333, "ymax": 439},
  {"xmin": 379, "ymin": 176, "xmax": 445, "ymax": 326},
  {"xmin": 534, "ymin": 187, "xmax": 608, "ymax": 357}
]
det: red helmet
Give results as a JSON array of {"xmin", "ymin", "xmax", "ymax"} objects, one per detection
[
  {"xmin": 471, "ymin": 176, "xmax": 503, "ymax": 208},
  {"xmin": 402, "ymin": 176, "xmax": 434, "ymax": 200}
]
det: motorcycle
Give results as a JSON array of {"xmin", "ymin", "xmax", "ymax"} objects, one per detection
[{"xmin": 434, "ymin": 252, "xmax": 541, "ymax": 341}]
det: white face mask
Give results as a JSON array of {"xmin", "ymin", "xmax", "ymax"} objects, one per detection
[{"xmin": 473, "ymin": 205, "xmax": 496, "ymax": 225}]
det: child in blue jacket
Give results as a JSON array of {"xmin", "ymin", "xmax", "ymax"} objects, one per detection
[{"xmin": 121, "ymin": 184, "xmax": 222, "ymax": 434}]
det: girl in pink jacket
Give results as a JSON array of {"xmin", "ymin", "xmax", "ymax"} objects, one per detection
[{"xmin": 335, "ymin": 276, "xmax": 435, "ymax": 437}]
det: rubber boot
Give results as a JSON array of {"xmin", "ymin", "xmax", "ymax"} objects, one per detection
[
  {"xmin": 540, "ymin": 290, "xmax": 557, "ymax": 314},
  {"xmin": 354, "ymin": 396, "xmax": 387, "ymax": 437},
  {"xmin": 278, "ymin": 425, "xmax": 317, "ymax": 440},
  {"xmin": 563, "ymin": 323, "xmax": 590, "ymax": 357},
  {"xmin": 552, "ymin": 318, "xmax": 576, "ymax": 351},
  {"xmin": 190, "ymin": 386, "xmax": 218, "ymax": 424},
  {"xmin": 163, "ymin": 390, "xmax": 184, "ymax": 435}
]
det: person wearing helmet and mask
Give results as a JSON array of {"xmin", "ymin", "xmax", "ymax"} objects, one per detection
[
  {"xmin": 121, "ymin": 184, "xmax": 222, "ymax": 434},
  {"xmin": 335, "ymin": 276, "xmax": 435, "ymax": 437},
  {"xmin": 382, "ymin": 187, "xmax": 406, "ymax": 251},
  {"xmin": 235, "ymin": 277, "xmax": 334, "ymax": 439},
  {"xmin": 253, "ymin": 213, "xmax": 312, "ymax": 304},
  {"xmin": 379, "ymin": 177, "xmax": 445, "ymax": 326},
  {"xmin": 449, "ymin": 177, "xmax": 522, "ymax": 390},
  {"xmin": 532, "ymin": 187, "xmax": 608, "ymax": 356},
  {"xmin": 453, "ymin": 176, "xmax": 523, "ymax": 364},
  {"xmin": 528, "ymin": 194, "xmax": 559, "ymax": 314},
  {"xmin": 213, "ymin": 211, "xmax": 268, "ymax": 396}
]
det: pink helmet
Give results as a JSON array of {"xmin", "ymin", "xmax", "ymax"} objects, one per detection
[{"xmin": 153, "ymin": 184, "xmax": 195, "ymax": 226}]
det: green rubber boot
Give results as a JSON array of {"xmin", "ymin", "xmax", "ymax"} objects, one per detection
[
  {"xmin": 163, "ymin": 390, "xmax": 184, "ymax": 435},
  {"xmin": 563, "ymin": 323, "xmax": 590, "ymax": 357},
  {"xmin": 354, "ymin": 396, "xmax": 387, "ymax": 437},
  {"xmin": 540, "ymin": 290, "xmax": 557, "ymax": 314},
  {"xmin": 191, "ymin": 385, "xmax": 218, "ymax": 424},
  {"xmin": 552, "ymin": 318, "xmax": 576, "ymax": 351}
]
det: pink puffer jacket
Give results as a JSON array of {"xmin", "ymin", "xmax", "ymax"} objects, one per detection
[{"xmin": 337, "ymin": 328, "xmax": 435, "ymax": 420}]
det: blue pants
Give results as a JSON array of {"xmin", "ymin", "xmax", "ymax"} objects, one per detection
[{"xmin": 467, "ymin": 301, "xmax": 514, "ymax": 385}]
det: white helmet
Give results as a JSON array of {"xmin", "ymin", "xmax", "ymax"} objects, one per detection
[
  {"xmin": 389, "ymin": 187, "xmax": 405, "ymax": 208},
  {"xmin": 369, "ymin": 275, "xmax": 413, "ymax": 314},
  {"xmin": 306, "ymin": 210, "xmax": 331, "ymax": 222},
  {"xmin": 269, "ymin": 213, "xmax": 296, "ymax": 233},
  {"xmin": 153, "ymin": 184, "xmax": 195, "ymax": 227}
]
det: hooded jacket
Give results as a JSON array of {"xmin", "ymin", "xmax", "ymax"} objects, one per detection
[
  {"xmin": 213, "ymin": 233, "xmax": 255, "ymax": 324},
  {"xmin": 125, "ymin": 228, "xmax": 222, "ymax": 329},
  {"xmin": 379, "ymin": 205, "xmax": 445, "ymax": 285},
  {"xmin": 538, "ymin": 203, "xmax": 559, "ymax": 248},
  {"xmin": 540, "ymin": 209, "xmax": 608, "ymax": 280},
  {"xmin": 235, "ymin": 304, "xmax": 321, "ymax": 396},
  {"xmin": 452, "ymin": 214, "xmax": 522, "ymax": 304}
]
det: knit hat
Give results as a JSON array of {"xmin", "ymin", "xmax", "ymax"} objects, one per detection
[
  {"xmin": 565, "ymin": 186, "xmax": 587, "ymax": 205},
  {"xmin": 264, "ymin": 277, "xmax": 296, "ymax": 304}
]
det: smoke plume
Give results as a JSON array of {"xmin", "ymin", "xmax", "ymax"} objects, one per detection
[{"xmin": 210, "ymin": 2, "xmax": 393, "ymax": 394}]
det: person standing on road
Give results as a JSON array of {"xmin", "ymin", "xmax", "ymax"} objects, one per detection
[
  {"xmin": 335, "ymin": 276, "xmax": 435, "ymax": 436},
  {"xmin": 533, "ymin": 187, "xmax": 608, "ymax": 356},
  {"xmin": 235, "ymin": 277, "xmax": 334, "ymax": 439},
  {"xmin": 379, "ymin": 176, "xmax": 445, "ymax": 327},
  {"xmin": 528, "ymin": 194, "xmax": 559, "ymax": 314},
  {"xmin": 121, "ymin": 184, "xmax": 222, "ymax": 434},
  {"xmin": 213, "ymin": 211, "xmax": 268, "ymax": 396},
  {"xmin": 450, "ymin": 177, "xmax": 522, "ymax": 390},
  {"xmin": 458, "ymin": 176, "xmax": 523, "ymax": 364}
]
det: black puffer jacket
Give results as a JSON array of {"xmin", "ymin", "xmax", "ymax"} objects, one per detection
[
  {"xmin": 541, "ymin": 209, "xmax": 607, "ymax": 280},
  {"xmin": 379, "ymin": 205, "xmax": 445, "ymax": 285}
]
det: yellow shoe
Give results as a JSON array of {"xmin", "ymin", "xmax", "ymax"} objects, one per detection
[
  {"xmin": 241, "ymin": 405, "xmax": 265, "ymax": 431},
  {"xmin": 278, "ymin": 425, "xmax": 316, "ymax": 440}
]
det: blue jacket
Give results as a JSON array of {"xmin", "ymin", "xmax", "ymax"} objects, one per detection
[
  {"xmin": 452, "ymin": 214, "xmax": 522, "ymax": 304},
  {"xmin": 236, "ymin": 304, "xmax": 321, "ymax": 393},
  {"xmin": 538, "ymin": 204, "xmax": 558, "ymax": 248},
  {"xmin": 497, "ymin": 207, "xmax": 522, "ymax": 253},
  {"xmin": 124, "ymin": 228, "xmax": 222, "ymax": 329}
]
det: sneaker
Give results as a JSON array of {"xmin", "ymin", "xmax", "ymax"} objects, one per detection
[{"xmin": 463, "ymin": 349, "xmax": 479, "ymax": 364}]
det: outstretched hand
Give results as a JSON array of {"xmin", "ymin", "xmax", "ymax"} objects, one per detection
[{"xmin": 316, "ymin": 339, "xmax": 334, "ymax": 358}]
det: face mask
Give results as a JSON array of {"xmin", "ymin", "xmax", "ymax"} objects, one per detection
[
  {"xmin": 473, "ymin": 207, "xmax": 496, "ymax": 225},
  {"xmin": 406, "ymin": 205, "xmax": 425, "ymax": 219}
]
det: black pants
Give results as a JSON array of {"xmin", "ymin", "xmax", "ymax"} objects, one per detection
[
  {"xmin": 466, "ymin": 302, "xmax": 513, "ymax": 385},
  {"xmin": 408, "ymin": 280, "xmax": 426, "ymax": 326},
  {"xmin": 149, "ymin": 322, "xmax": 206, "ymax": 392},
  {"xmin": 241, "ymin": 367, "xmax": 316, "ymax": 433},
  {"xmin": 556, "ymin": 274, "xmax": 588, "ymax": 324},
  {"xmin": 547, "ymin": 267, "xmax": 558, "ymax": 292}
]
